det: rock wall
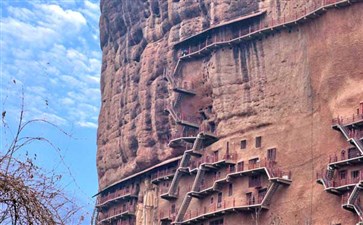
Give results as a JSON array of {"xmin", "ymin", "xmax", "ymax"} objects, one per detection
[{"xmin": 97, "ymin": 0, "xmax": 363, "ymax": 224}]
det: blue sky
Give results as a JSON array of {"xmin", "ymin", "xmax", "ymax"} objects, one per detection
[{"xmin": 1, "ymin": 0, "xmax": 101, "ymax": 223}]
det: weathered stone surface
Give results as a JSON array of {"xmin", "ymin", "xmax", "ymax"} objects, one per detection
[{"xmin": 97, "ymin": 0, "xmax": 363, "ymax": 224}]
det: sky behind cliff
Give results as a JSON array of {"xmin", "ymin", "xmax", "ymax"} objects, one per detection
[{"xmin": 1, "ymin": 0, "xmax": 101, "ymax": 223}]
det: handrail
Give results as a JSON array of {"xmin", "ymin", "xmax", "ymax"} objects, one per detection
[
  {"xmin": 329, "ymin": 150, "xmax": 362, "ymax": 164},
  {"xmin": 193, "ymin": 159, "xmax": 291, "ymax": 194},
  {"xmin": 317, "ymin": 168, "xmax": 363, "ymax": 189},
  {"xmin": 97, "ymin": 188, "xmax": 138, "ymax": 207},
  {"xmin": 332, "ymin": 113, "xmax": 363, "ymax": 126},
  {"xmin": 183, "ymin": 196, "xmax": 264, "ymax": 222},
  {"xmin": 171, "ymin": 0, "xmax": 360, "ymax": 78},
  {"xmin": 98, "ymin": 203, "xmax": 136, "ymax": 221},
  {"xmin": 151, "ymin": 168, "xmax": 177, "ymax": 181},
  {"xmin": 160, "ymin": 209, "xmax": 178, "ymax": 221}
]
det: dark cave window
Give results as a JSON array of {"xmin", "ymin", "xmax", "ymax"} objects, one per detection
[
  {"xmin": 255, "ymin": 136, "xmax": 262, "ymax": 148},
  {"xmin": 240, "ymin": 140, "xmax": 247, "ymax": 149}
]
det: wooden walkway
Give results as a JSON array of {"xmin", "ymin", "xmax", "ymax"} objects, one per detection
[{"xmin": 171, "ymin": 0, "xmax": 362, "ymax": 78}]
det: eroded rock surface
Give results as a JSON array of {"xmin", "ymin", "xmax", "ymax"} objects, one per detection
[{"xmin": 97, "ymin": 1, "xmax": 363, "ymax": 223}]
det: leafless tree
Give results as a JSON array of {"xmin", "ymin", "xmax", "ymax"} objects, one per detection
[{"xmin": 0, "ymin": 89, "xmax": 84, "ymax": 224}]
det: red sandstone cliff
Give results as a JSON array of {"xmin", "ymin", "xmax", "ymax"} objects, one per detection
[{"xmin": 97, "ymin": 1, "xmax": 363, "ymax": 223}]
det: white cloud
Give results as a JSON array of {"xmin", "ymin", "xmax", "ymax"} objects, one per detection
[
  {"xmin": 1, "ymin": 18, "xmax": 58, "ymax": 48},
  {"xmin": 77, "ymin": 121, "xmax": 98, "ymax": 128},
  {"xmin": 2, "ymin": 1, "xmax": 101, "ymax": 130},
  {"xmin": 60, "ymin": 98, "xmax": 75, "ymax": 106},
  {"xmin": 37, "ymin": 4, "xmax": 87, "ymax": 32},
  {"xmin": 7, "ymin": 6, "xmax": 34, "ymax": 22},
  {"xmin": 82, "ymin": 1, "xmax": 99, "ymax": 22},
  {"xmin": 83, "ymin": 75, "xmax": 100, "ymax": 84}
]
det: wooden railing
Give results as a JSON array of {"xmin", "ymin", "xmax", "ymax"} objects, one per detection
[
  {"xmin": 317, "ymin": 168, "xmax": 363, "ymax": 188},
  {"xmin": 151, "ymin": 168, "xmax": 177, "ymax": 181},
  {"xmin": 332, "ymin": 113, "xmax": 363, "ymax": 126},
  {"xmin": 196, "ymin": 152, "xmax": 238, "ymax": 165},
  {"xmin": 160, "ymin": 186, "xmax": 180, "ymax": 197},
  {"xmin": 183, "ymin": 196, "xmax": 264, "ymax": 221},
  {"xmin": 160, "ymin": 209, "xmax": 178, "ymax": 221},
  {"xmin": 114, "ymin": 219, "xmax": 135, "ymax": 225},
  {"xmin": 176, "ymin": 0, "xmax": 358, "ymax": 61},
  {"xmin": 329, "ymin": 149, "xmax": 362, "ymax": 163},
  {"xmin": 97, "ymin": 187, "xmax": 138, "ymax": 207},
  {"xmin": 98, "ymin": 203, "xmax": 136, "ymax": 221}
]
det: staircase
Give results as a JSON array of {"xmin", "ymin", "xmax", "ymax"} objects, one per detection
[
  {"xmin": 326, "ymin": 166, "xmax": 335, "ymax": 180},
  {"xmin": 193, "ymin": 134, "xmax": 204, "ymax": 151},
  {"xmin": 334, "ymin": 124, "xmax": 351, "ymax": 140},
  {"xmin": 165, "ymin": 71, "xmax": 175, "ymax": 87},
  {"xmin": 175, "ymin": 162, "xmax": 207, "ymax": 223},
  {"xmin": 342, "ymin": 183, "xmax": 363, "ymax": 222},
  {"xmin": 351, "ymin": 138, "xmax": 363, "ymax": 154},
  {"xmin": 261, "ymin": 182, "xmax": 280, "ymax": 208},
  {"xmin": 191, "ymin": 168, "xmax": 206, "ymax": 191},
  {"xmin": 165, "ymin": 171, "xmax": 182, "ymax": 198},
  {"xmin": 355, "ymin": 205, "xmax": 363, "ymax": 222},
  {"xmin": 174, "ymin": 93, "xmax": 184, "ymax": 109},
  {"xmin": 348, "ymin": 186, "xmax": 361, "ymax": 205},
  {"xmin": 175, "ymin": 195, "xmax": 193, "ymax": 223},
  {"xmin": 180, "ymin": 153, "xmax": 192, "ymax": 168},
  {"xmin": 333, "ymin": 124, "xmax": 363, "ymax": 154},
  {"xmin": 167, "ymin": 107, "xmax": 179, "ymax": 123}
]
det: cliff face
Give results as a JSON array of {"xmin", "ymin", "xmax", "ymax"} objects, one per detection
[
  {"xmin": 97, "ymin": 0, "xmax": 262, "ymax": 187},
  {"xmin": 97, "ymin": 1, "xmax": 363, "ymax": 223}
]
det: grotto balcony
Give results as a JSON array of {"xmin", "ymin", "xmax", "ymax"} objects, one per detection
[
  {"xmin": 96, "ymin": 188, "xmax": 138, "ymax": 209},
  {"xmin": 151, "ymin": 168, "xmax": 177, "ymax": 185},
  {"xmin": 179, "ymin": 160, "xmax": 199, "ymax": 175},
  {"xmin": 102, "ymin": 218, "xmax": 135, "ymax": 225},
  {"xmin": 169, "ymin": 136, "xmax": 197, "ymax": 148},
  {"xmin": 332, "ymin": 113, "xmax": 363, "ymax": 129},
  {"xmin": 198, "ymin": 152, "xmax": 237, "ymax": 171},
  {"xmin": 198, "ymin": 131, "xmax": 219, "ymax": 147},
  {"xmin": 227, "ymin": 159, "xmax": 292, "ymax": 186},
  {"xmin": 165, "ymin": 107, "xmax": 200, "ymax": 129},
  {"xmin": 169, "ymin": 131, "xmax": 218, "ymax": 149},
  {"xmin": 327, "ymin": 148, "xmax": 363, "ymax": 170},
  {"xmin": 341, "ymin": 184, "xmax": 363, "ymax": 222},
  {"xmin": 171, "ymin": 0, "xmax": 362, "ymax": 78},
  {"xmin": 189, "ymin": 168, "xmax": 234, "ymax": 199},
  {"xmin": 160, "ymin": 186, "xmax": 180, "ymax": 200},
  {"xmin": 316, "ymin": 169, "xmax": 363, "ymax": 195},
  {"xmin": 98, "ymin": 204, "xmax": 136, "ymax": 224},
  {"xmin": 189, "ymin": 161, "xmax": 291, "ymax": 199},
  {"xmin": 172, "ymin": 82, "xmax": 196, "ymax": 96},
  {"xmin": 176, "ymin": 184, "xmax": 281, "ymax": 225},
  {"xmin": 332, "ymin": 123, "xmax": 363, "ymax": 154},
  {"xmin": 185, "ymin": 149, "xmax": 203, "ymax": 157},
  {"xmin": 162, "ymin": 69, "xmax": 196, "ymax": 96},
  {"xmin": 160, "ymin": 210, "xmax": 178, "ymax": 223}
]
